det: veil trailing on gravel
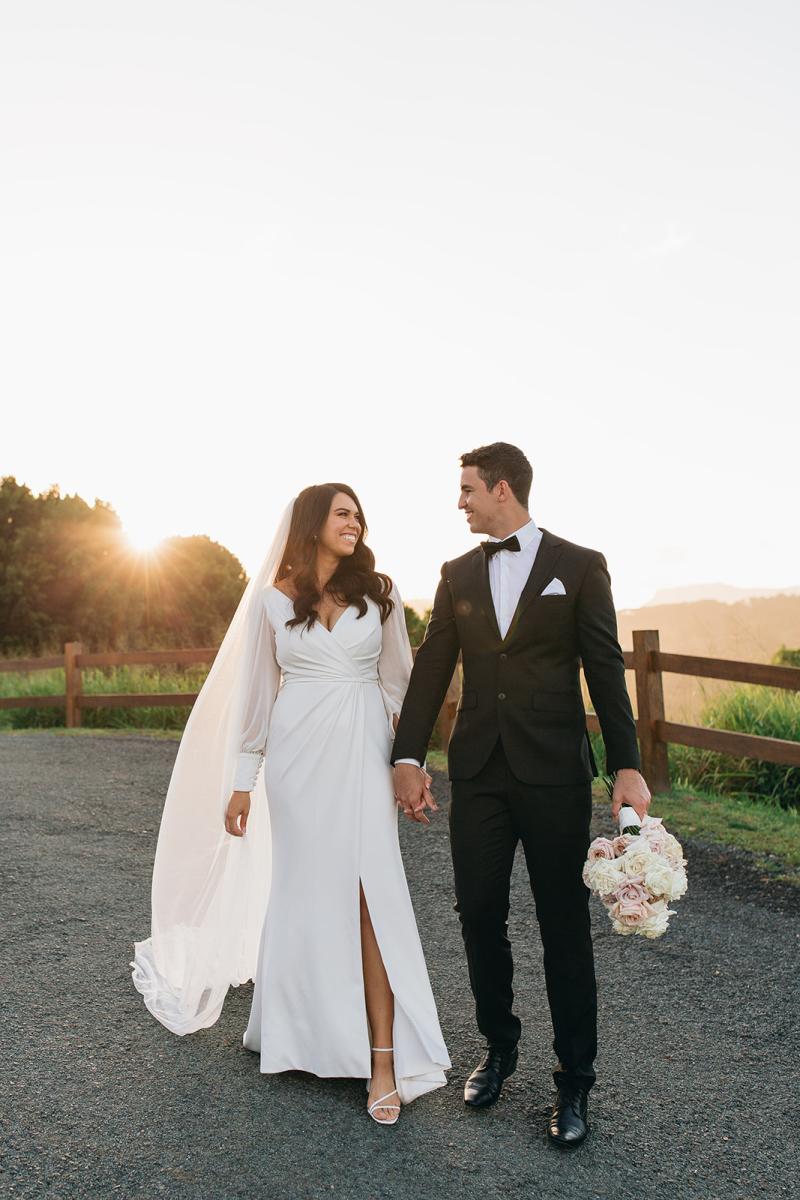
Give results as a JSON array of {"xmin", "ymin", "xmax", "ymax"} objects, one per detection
[{"xmin": 131, "ymin": 502, "xmax": 294, "ymax": 1035}]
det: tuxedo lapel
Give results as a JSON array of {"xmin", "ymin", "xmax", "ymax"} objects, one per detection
[
  {"xmin": 504, "ymin": 528, "xmax": 565, "ymax": 643},
  {"xmin": 470, "ymin": 547, "xmax": 502, "ymax": 642}
]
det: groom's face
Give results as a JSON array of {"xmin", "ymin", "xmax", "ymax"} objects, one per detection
[{"xmin": 459, "ymin": 466, "xmax": 498, "ymax": 535}]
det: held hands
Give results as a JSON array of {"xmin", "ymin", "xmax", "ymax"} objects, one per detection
[
  {"xmin": 610, "ymin": 769, "xmax": 651, "ymax": 823},
  {"xmin": 393, "ymin": 763, "xmax": 438, "ymax": 826},
  {"xmin": 225, "ymin": 790, "xmax": 251, "ymax": 837}
]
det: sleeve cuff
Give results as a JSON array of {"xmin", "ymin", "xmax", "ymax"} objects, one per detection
[
  {"xmin": 233, "ymin": 751, "xmax": 265, "ymax": 792},
  {"xmin": 394, "ymin": 758, "xmax": 423, "ymax": 768}
]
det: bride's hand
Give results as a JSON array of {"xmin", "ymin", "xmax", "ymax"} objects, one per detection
[{"xmin": 225, "ymin": 790, "xmax": 251, "ymax": 837}]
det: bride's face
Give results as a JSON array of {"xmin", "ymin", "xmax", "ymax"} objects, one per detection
[{"xmin": 319, "ymin": 492, "xmax": 362, "ymax": 559}]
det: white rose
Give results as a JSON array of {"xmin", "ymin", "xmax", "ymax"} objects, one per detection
[
  {"xmin": 639, "ymin": 903, "xmax": 673, "ymax": 939},
  {"xmin": 621, "ymin": 837, "xmax": 655, "ymax": 878},
  {"xmin": 586, "ymin": 857, "xmax": 625, "ymax": 896},
  {"xmin": 666, "ymin": 865, "xmax": 688, "ymax": 900},
  {"xmin": 662, "ymin": 833, "xmax": 685, "ymax": 866},
  {"xmin": 642, "ymin": 858, "xmax": 676, "ymax": 899},
  {"xmin": 610, "ymin": 915, "xmax": 638, "ymax": 936}
]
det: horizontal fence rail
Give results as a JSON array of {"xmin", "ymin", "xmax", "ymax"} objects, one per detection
[
  {"xmin": 652, "ymin": 651, "xmax": 800, "ymax": 691},
  {"xmin": 76, "ymin": 648, "xmax": 220, "ymax": 669},
  {"xmin": 0, "ymin": 655, "xmax": 64, "ymax": 673},
  {"xmin": 1, "ymin": 632, "xmax": 798, "ymax": 791},
  {"xmin": 655, "ymin": 720, "xmax": 800, "ymax": 768}
]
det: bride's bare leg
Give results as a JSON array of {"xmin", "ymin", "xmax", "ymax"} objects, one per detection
[{"xmin": 360, "ymin": 883, "xmax": 399, "ymax": 1121}]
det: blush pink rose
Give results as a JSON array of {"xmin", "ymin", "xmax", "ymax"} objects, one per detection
[
  {"xmin": 641, "ymin": 818, "xmax": 668, "ymax": 853},
  {"xmin": 588, "ymin": 837, "xmax": 616, "ymax": 862},
  {"xmin": 612, "ymin": 834, "xmax": 634, "ymax": 856},
  {"xmin": 608, "ymin": 879, "xmax": 652, "ymax": 927}
]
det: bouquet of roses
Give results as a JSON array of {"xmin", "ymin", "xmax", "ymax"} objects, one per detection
[{"xmin": 582, "ymin": 789, "xmax": 688, "ymax": 939}]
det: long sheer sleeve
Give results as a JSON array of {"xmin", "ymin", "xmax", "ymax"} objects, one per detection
[
  {"xmin": 231, "ymin": 590, "xmax": 281, "ymax": 792},
  {"xmin": 377, "ymin": 583, "xmax": 414, "ymax": 734}
]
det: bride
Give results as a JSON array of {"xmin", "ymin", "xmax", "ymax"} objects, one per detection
[{"xmin": 132, "ymin": 483, "xmax": 450, "ymax": 1124}]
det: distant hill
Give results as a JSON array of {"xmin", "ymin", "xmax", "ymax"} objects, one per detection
[
  {"xmin": 644, "ymin": 583, "xmax": 800, "ymax": 606},
  {"xmin": 616, "ymin": 594, "xmax": 800, "ymax": 720}
]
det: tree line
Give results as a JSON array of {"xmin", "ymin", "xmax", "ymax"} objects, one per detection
[
  {"xmin": 0, "ymin": 477, "xmax": 429, "ymax": 656},
  {"xmin": 0, "ymin": 477, "xmax": 246, "ymax": 655}
]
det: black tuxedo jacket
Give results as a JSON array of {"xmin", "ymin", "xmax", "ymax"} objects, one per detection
[{"xmin": 391, "ymin": 528, "xmax": 640, "ymax": 785}]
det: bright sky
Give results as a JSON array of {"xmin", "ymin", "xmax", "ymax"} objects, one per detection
[{"xmin": 2, "ymin": 1, "xmax": 798, "ymax": 608}]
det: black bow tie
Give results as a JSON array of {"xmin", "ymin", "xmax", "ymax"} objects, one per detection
[{"xmin": 482, "ymin": 535, "xmax": 521, "ymax": 557}]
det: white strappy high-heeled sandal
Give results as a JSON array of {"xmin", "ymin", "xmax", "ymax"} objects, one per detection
[{"xmin": 367, "ymin": 1047, "xmax": 401, "ymax": 1126}]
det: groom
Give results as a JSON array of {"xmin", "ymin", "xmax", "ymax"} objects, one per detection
[{"xmin": 392, "ymin": 442, "xmax": 650, "ymax": 1148}]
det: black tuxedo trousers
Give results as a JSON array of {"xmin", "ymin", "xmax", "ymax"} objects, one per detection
[{"xmin": 450, "ymin": 738, "xmax": 597, "ymax": 1090}]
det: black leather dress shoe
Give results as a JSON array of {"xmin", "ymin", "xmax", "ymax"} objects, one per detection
[
  {"xmin": 547, "ymin": 1085, "xmax": 589, "ymax": 1148},
  {"xmin": 463, "ymin": 1046, "xmax": 518, "ymax": 1108}
]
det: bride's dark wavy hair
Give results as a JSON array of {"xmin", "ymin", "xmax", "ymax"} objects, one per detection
[{"xmin": 276, "ymin": 483, "xmax": 394, "ymax": 630}]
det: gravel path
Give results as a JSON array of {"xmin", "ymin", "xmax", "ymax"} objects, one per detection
[{"xmin": 2, "ymin": 733, "xmax": 798, "ymax": 1200}]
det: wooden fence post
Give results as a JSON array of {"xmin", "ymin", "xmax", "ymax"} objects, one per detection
[
  {"xmin": 65, "ymin": 642, "xmax": 83, "ymax": 728},
  {"xmin": 632, "ymin": 629, "xmax": 670, "ymax": 793}
]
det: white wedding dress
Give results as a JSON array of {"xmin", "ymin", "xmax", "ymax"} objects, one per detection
[{"xmin": 228, "ymin": 585, "xmax": 450, "ymax": 1103}]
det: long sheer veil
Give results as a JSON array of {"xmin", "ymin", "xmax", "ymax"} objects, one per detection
[{"xmin": 131, "ymin": 501, "xmax": 294, "ymax": 1035}]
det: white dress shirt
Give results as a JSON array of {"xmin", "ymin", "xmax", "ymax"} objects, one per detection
[
  {"xmin": 395, "ymin": 517, "xmax": 542, "ymax": 769},
  {"xmin": 486, "ymin": 518, "xmax": 543, "ymax": 639}
]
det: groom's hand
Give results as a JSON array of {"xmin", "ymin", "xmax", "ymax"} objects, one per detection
[
  {"xmin": 393, "ymin": 763, "xmax": 438, "ymax": 826},
  {"xmin": 610, "ymin": 769, "xmax": 651, "ymax": 822}
]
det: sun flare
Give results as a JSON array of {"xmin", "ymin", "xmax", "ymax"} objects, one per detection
[{"xmin": 123, "ymin": 525, "xmax": 165, "ymax": 555}]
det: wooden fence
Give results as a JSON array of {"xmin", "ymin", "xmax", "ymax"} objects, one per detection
[{"xmin": 1, "ymin": 630, "xmax": 798, "ymax": 792}]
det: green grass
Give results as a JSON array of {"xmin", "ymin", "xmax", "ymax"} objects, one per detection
[
  {"xmin": 0, "ymin": 726, "xmax": 184, "ymax": 741},
  {"xmin": 633, "ymin": 784, "xmax": 800, "ymax": 885},
  {"xmin": 425, "ymin": 750, "xmax": 448, "ymax": 773}
]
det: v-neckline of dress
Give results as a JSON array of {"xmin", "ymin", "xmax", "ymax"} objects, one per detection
[
  {"xmin": 318, "ymin": 604, "xmax": 351, "ymax": 635},
  {"xmin": 271, "ymin": 587, "xmax": 351, "ymax": 636}
]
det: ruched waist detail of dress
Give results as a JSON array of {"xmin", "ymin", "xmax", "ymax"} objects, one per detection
[{"xmin": 281, "ymin": 674, "xmax": 379, "ymax": 685}]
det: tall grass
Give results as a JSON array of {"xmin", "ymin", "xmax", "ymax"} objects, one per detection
[
  {"xmin": 591, "ymin": 684, "xmax": 799, "ymax": 807},
  {"xmin": 0, "ymin": 665, "xmax": 208, "ymax": 731},
  {"xmin": 670, "ymin": 685, "xmax": 800, "ymax": 808}
]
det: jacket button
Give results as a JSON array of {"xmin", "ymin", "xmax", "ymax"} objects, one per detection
[
  {"xmin": 498, "ymin": 692, "xmax": 506, "ymax": 700},
  {"xmin": 499, "ymin": 653, "xmax": 507, "ymax": 660}
]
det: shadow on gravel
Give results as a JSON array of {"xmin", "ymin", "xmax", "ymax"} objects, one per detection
[{"xmin": 2, "ymin": 734, "xmax": 798, "ymax": 1200}]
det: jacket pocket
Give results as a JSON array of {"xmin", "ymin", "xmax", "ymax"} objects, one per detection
[
  {"xmin": 458, "ymin": 690, "xmax": 477, "ymax": 711},
  {"xmin": 531, "ymin": 690, "xmax": 582, "ymax": 712}
]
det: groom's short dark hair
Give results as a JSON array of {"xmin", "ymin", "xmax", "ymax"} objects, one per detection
[{"xmin": 460, "ymin": 442, "xmax": 532, "ymax": 506}]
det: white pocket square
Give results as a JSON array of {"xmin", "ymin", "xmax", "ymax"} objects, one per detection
[{"xmin": 540, "ymin": 577, "xmax": 566, "ymax": 596}]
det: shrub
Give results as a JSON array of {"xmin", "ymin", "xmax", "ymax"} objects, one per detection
[
  {"xmin": 404, "ymin": 605, "xmax": 429, "ymax": 648},
  {"xmin": 669, "ymin": 685, "xmax": 800, "ymax": 808},
  {"xmin": 772, "ymin": 645, "xmax": 800, "ymax": 668},
  {"xmin": 591, "ymin": 682, "xmax": 800, "ymax": 807}
]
